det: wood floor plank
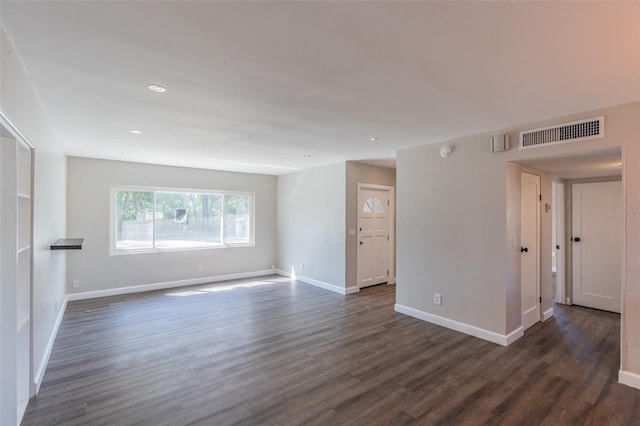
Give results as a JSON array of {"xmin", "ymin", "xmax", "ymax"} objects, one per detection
[{"xmin": 22, "ymin": 276, "xmax": 640, "ymax": 425}]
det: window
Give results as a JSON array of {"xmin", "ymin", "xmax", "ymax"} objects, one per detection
[
  {"xmin": 363, "ymin": 197, "xmax": 384, "ymax": 213},
  {"xmin": 113, "ymin": 187, "xmax": 253, "ymax": 253}
]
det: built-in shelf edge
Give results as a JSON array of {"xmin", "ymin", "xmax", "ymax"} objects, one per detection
[{"xmin": 50, "ymin": 238, "xmax": 84, "ymax": 250}]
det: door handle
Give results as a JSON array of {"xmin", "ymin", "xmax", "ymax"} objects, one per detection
[
  {"xmin": 573, "ymin": 237, "xmax": 581, "ymax": 242},
  {"xmin": 521, "ymin": 247, "xmax": 528, "ymax": 253},
  {"xmin": 359, "ymin": 241, "xmax": 364, "ymax": 245}
]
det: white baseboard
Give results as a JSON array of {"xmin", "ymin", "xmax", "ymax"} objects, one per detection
[
  {"xmin": 619, "ymin": 370, "xmax": 640, "ymax": 390},
  {"xmin": 66, "ymin": 269, "xmax": 275, "ymax": 302},
  {"xmin": 34, "ymin": 295, "xmax": 68, "ymax": 394},
  {"xmin": 505, "ymin": 326, "xmax": 524, "ymax": 345},
  {"xmin": 394, "ymin": 303, "xmax": 523, "ymax": 346},
  {"xmin": 275, "ymin": 268, "xmax": 351, "ymax": 295},
  {"xmin": 542, "ymin": 307, "xmax": 554, "ymax": 321}
]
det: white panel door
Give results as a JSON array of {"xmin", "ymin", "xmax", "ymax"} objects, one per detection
[
  {"xmin": 572, "ymin": 181, "xmax": 622, "ymax": 313},
  {"xmin": 521, "ymin": 172, "xmax": 540, "ymax": 331},
  {"xmin": 358, "ymin": 189, "xmax": 389, "ymax": 289}
]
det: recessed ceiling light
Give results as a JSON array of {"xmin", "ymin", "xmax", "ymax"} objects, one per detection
[
  {"xmin": 129, "ymin": 129, "xmax": 143, "ymax": 135},
  {"xmin": 121, "ymin": 151, "xmax": 129, "ymax": 155},
  {"xmin": 370, "ymin": 137, "xmax": 378, "ymax": 142},
  {"xmin": 148, "ymin": 84, "xmax": 166, "ymax": 93},
  {"xmin": 303, "ymin": 155, "xmax": 311, "ymax": 159}
]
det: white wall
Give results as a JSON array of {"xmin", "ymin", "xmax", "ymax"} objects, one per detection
[
  {"xmin": 345, "ymin": 161, "xmax": 396, "ymax": 287},
  {"xmin": 1, "ymin": 23, "xmax": 68, "ymax": 407},
  {"xmin": 397, "ymin": 136, "xmax": 509, "ymax": 335},
  {"xmin": 276, "ymin": 162, "xmax": 347, "ymax": 292},
  {"xmin": 396, "ymin": 102, "xmax": 640, "ymax": 375},
  {"xmin": 66, "ymin": 157, "xmax": 277, "ymax": 294},
  {"xmin": 31, "ymin": 151, "xmax": 67, "ymax": 385}
]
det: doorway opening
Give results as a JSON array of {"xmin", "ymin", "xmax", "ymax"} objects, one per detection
[
  {"xmin": 357, "ymin": 184, "xmax": 395, "ymax": 290},
  {"xmin": 515, "ymin": 146, "xmax": 623, "ymax": 321}
]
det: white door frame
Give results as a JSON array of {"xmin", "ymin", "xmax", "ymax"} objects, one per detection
[
  {"xmin": 357, "ymin": 183, "xmax": 395, "ymax": 290},
  {"xmin": 553, "ymin": 181, "xmax": 565, "ymax": 304}
]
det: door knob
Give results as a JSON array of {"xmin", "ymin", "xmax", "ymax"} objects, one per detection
[
  {"xmin": 359, "ymin": 241, "xmax": 364, "ymax": 245},
  {"xmin": 521, "ymin": 247, "xmax": 528, "ymax": 253},
  {"xmin": 556, "ymin": 245, "xmax": 560, "ymax": 250},
  {"xmin": 573, "ymin": 237, "xmax": 581, "ymax": 242}
]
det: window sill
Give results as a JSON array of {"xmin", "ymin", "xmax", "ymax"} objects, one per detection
[{"xmin": 110, "ymin": 242, "xmax": 255, "ymax": 256}]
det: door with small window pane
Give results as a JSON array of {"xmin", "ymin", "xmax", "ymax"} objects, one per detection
[{"xmin": 358, "ymin": 189, "xmax": 389, "ymax": 288}]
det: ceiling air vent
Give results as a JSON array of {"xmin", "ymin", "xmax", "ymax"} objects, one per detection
[{"xmin": 519, "ymin": 116, "xmax": 604, "ymax": 150}]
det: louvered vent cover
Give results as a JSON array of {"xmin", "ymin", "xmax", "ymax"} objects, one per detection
[{"xmin": 519, "ymin": 116, "xmax": 604, "ymax": 149}]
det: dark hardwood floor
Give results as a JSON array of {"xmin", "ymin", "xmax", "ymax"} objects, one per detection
[{"xmin": 23, "ymin": 276, "xmax": 640, "ymax": 425}]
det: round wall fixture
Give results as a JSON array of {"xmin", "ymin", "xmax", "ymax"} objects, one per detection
[{"xmin": 440, "ymin": 145, "xmax": 452, "ymax": 158}]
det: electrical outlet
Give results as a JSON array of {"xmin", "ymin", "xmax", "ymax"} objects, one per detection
[
  {"xmin": 73, "ymin": 279, "xmax": 80, "ymax": 288},
  {"xmin": 197, "ymin": 264, "xmax": 203, "ymax": 272},
  {"xmin": 301, "ymin": 262, "xmax": 305, "ymax": 271},
  {"xmin": 55, "ymin": 300, "xmax": 59, "ymax": 312},
  {"xmin": 433, "ymin": 293, "xmax": 442, "ymax": 305}
]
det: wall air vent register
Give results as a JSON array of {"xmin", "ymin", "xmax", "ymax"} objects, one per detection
[{"xmin": 519, "ymin": 116, "xmax": 604, "ymax": 149}]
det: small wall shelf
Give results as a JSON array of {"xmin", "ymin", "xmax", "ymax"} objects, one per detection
[{"xmin": 50, "ymin": 238, "xmax": 84, "ymax": 250}]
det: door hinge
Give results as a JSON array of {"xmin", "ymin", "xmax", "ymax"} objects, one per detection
[
  {"xmin": 387, "ymin": 269, "xmax": 389, "ymax": 276},
  {"xmin": 387, "ymin": 235, "xmax": 389, "ymax": 241},
  {"xmin": 539, "ymin": 194, "xmax": 542, "ymax": 201},
  {"xmin": 539, "ymin": 296, "xmax": 542, "ymax": 303},
  {"xmin": 387, "ymin": 200, "xmax": 390, "ymax": 206}
]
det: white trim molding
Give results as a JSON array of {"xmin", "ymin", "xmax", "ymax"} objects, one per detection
[
  {"xmin": 66, "ymin": 269, "xmax": 274, "ymax": 302},
  {"xmin": 619, "ymin": 370, "xmax": 640, "ymax": 390},
  {"xmin": 394, "ymin": 304, "xmax": 524, "ymax": 347},
  {"xmin": 505, "ymin": 327, "xmax": 524, "ymax": 346},
  {"xmin": 34, "ymin": 296, "xmax": 68, "ymax": 393},
  {"xmin": 0, "ymin": 111, "xmax": 35, "ymax": 149},
  {"xmin": 542, "ymin": 307, "xmax": 554, "ymax": 321},
  {"xmin": 275, "ymin": 268, "xmax": 354, "ymax": 295}
]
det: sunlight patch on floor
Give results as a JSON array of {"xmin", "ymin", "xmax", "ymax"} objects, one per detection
[{"xmin": 165, "ymin": 277, "xmax": 293, "ymax": 297}]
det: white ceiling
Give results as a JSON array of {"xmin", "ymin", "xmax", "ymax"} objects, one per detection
[
  {"xmin": 516, "ymin": 147, "xmax": 622, "ymax": 180},
  {"xmin": 1, "ymin": 1, "xmax": 638, "ymax": 175}
]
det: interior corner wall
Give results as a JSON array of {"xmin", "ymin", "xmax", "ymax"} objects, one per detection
[
  {"xmin": 345, "ymin": 161, "xmax": 396, "ymax": 288},
  {"xmin": 276, "ymin": 162, "xmax": 346, "ymax": 291},
  {"xmin": 66, "ymin": 157, "xmax": 277, "ymax": 294},
  {"xmin": 1, "ymin": 23, "xmax": 68, "ymax": 397},
  {"xmin": 621, "ymin": 137, "xmax": 640, "ymax": 376}
]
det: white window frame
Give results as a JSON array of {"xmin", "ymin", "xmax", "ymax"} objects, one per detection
[{"xmin": 110, "ymin": 185, "xmax": 255, "ymax": 255}]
